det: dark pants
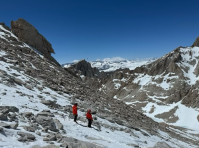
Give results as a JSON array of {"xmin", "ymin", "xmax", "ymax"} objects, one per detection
[
  {"xmin": 88, "ymin": 119, "xmax": 92, "ymax": 127},
  {"xmin": 74, "ymin": 114, "xmax": 78, "ymax": 122}
]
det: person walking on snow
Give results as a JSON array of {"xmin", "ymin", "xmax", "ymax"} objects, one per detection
[
  {"xmin": 72, "ymin": 103, "xmax": 78, "ymax": 122},
  {"xmin": 86, "ymin": 109, "xmax": 93, "ymax": 128}
]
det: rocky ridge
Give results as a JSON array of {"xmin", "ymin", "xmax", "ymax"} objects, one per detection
[
  {"xmin": 11, "ymin": 18, "xmax": 59, "ymax": 65},
  {"xmin": 0, "ymin": 20, "xmax": 198, "ymax": 148}
]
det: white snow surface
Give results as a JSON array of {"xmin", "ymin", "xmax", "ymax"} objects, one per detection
[
  {"xmin": 133, "ymin": 73, "xmax": 178, "ymax": 90},
  {"xmin": 142, "ymin": 100, "xmax": 199, "ymax": 132}
]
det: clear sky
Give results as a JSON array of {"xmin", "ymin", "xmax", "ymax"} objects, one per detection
[{"xmin": 1, "ymin": 0, "xmax": 199, "ymax": 64}]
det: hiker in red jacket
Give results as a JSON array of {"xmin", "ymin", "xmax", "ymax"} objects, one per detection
[
  {"xmin": 72, "ymin": 103, "xmax": 78, "ymax": 122},
  {"xmin": 86, "ymin": 109, "xmax": 93, "ymax": 128}
]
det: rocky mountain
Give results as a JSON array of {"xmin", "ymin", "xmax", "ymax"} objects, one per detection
[
  {"xmin": 85, "ymin": 45, "xmax": 199, "ymax": 133},
  {"xmin": 63, "ymin": 59, "xmax": 110, "ymax": 79},
  {"xmin": 10, "ymin": 18, "xmax": 59, "ymax": 65},
  {"xmin": 0, "ymin": 19, "xmax": 198, "ymax": 148}
]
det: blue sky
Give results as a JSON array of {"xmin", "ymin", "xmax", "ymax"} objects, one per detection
[{"xmin": 1, "ymin": 0, "xmax": 199, "ymax": 64}]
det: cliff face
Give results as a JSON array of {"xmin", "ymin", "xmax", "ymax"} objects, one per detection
[
  {"xmin": 192, "ymin": 36, "xmax": 199, "ymax": 47},
  {"xmin": 11, "ymin": 18, "xmax": 59, "ymax": 65}
]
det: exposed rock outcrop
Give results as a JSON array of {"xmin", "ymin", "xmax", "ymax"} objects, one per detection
[
  {"xmin": 11, "ymin": 18, "xmax": 59, "ymax": 65},
  {"xmin": 192, "ymin": 36, "xmax": 199, "ymax": 47},
  {"xmin": 65, "ymin": 59, "xmax": 109, "ymax": 78}
]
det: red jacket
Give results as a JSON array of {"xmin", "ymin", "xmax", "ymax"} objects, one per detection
[
  {"xmin": 72, "ymin": 105, "xmax": 77, "ymax": 115},
  {"xmin": 86, "ymin": 112, "xmax": 93, "ymax": 120}
]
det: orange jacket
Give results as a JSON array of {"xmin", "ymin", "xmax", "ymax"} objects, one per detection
[
  {"xmin": 86, "ymin": 111, "xmax": 92, "ymax": 120},
  {"xmin": 72, "ymin": 105, "xmax": 77, "ymax": 115}
]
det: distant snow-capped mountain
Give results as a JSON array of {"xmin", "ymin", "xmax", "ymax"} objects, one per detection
[
  {"xmin": 63, "ymin": 57, "xmax": 157, "ymax": 72},
  {"xmin": 91, "ymin": 57, "xmax": 157, "ymax": 72}
]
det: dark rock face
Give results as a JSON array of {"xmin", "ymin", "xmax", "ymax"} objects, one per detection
[
  {"xmin": 192, "ymin": 36, "xmax": 199, "ymax": 47},
  {"xmin": 11, "ymin": 18, "xmax": 59, "ymax": 65},
  {"xmin": 66, "ymin": 59, "xmax": 109, "ymax": 78}
]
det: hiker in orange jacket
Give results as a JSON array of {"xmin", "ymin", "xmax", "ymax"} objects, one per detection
[
  {"xmin": 72, "ymin": 103, "xmax": 78, "ymax": 122},
  {"xmin": 86, "ymin": 109, "xmax": 93, "ymax": 128}
]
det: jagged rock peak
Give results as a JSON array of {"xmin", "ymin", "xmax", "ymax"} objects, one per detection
[
  {"xmin": 192, "ymin": 36, "xmax": 199, "ymax": 47},
  {"xmin": 69, "ymin": 59, "xmax": 101, "ymax": 77},
  {"xmin": 11, "ymin": 18, "xmax": 55, "ymax": 57}
]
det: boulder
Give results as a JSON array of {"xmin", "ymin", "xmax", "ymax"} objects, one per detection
[
  {"xmin": 1, "ymin": 108, "xmax": 9, "ymax": 114},
  {"xmin": 31, "ymin": 123, "xmax": 40, "ymax": 130},
  {"xmin": 40, "ymin": 100, "xmax": 55, "ymax": 106},
  {"xmin": 23, "ymin": 126, "xmax": 35, "ymax": 132},
  {"xmin": 115, "ymin": 119, "xmax": 124, "ymax": 126},
  {"xmin": 0, "ymin": 122, "xmax": 10, "ymax": 128},
  {"xmin": 64, "ymin": 105, "xmax": 72, "ymax": 112},
  {"xmin": 0, "ymin": 113, "xmax": 8, "ymax": 121},
  {"xmin": 37, "ymin": 111, "xmax": 54, "ymax": 117},
  {"xmin": 35, "ymin": 115, "xmax": 57, "ymax": 132},
  {"xmin": 0, "ymin": 106, "xmax": 19, "ymax": 112},
  {"xmin": 48, "ymin": 135, "xmax": 57, "ymax": 141},
  {"xmin": 23, "ymin": 112, "xmax": 33, "ymax": 117},
  {"xmin": 36, "ymin": 131, "xmax": 41, "ymax": 136},
  {"xmin": 13, "ymin": 78, "xmax": 24, "ymax": 85},
  {"xmin": 25, "ymin": 84, "xmax": 33, "ymax": 90},
  {"xmin": 17, "ymin": 131, "xmax": 35, "ymax": 141},
  {"xmin": 54, "ymin": 119, "xmax": 63, "ymax": 130},
  {"xmin": 9, "ymin": 112, "xmax": 17, "ymax": 119},
  {"xmin": 10, "ymin": 123, "xmax": 18, "ymax": 129}
]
